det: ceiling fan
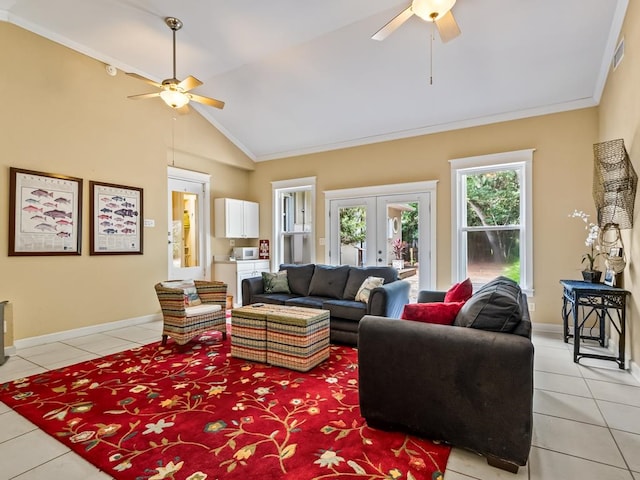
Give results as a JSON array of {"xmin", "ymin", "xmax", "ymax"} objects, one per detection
[
  {"xmin": 127, "ymin": 17, "xmax": 225, "ymax": 110},
  {"xmin": 372, "ymin": 0, "xmax": 461, "ymax": 43}
]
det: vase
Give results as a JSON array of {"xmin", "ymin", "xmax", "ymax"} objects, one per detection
[
  {"xmin": 392, "ymin": 259, "xmax": 404, "ymax": 269},
  {"xmin": 581, "ymin": 270, "xmax": 602, "ymax": 283}
]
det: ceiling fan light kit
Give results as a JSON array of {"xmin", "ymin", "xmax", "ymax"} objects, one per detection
[
  {"xmin": 372, "ymin": 0, "xmax": 460, "ymax": 43},
  {"xmin": 411, "ymin": 0, "xmax": 456, "ymax": 21},
  {"xmin": 127, "ymin": 17, "xmax": 225, "ymax": 110}
]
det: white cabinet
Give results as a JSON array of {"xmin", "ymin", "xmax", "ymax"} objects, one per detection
[
  {"xmin": 214, "ymin": 260, "xmax": 270, "ymax": 306},
  {"xmin": 215, "ymin": 198, "xmax": 259, "ymax": 238}
]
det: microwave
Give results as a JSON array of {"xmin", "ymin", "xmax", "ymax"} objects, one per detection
[{"xmin": 233, "ymin": 247, "xmax": 259, "ymax": 260}]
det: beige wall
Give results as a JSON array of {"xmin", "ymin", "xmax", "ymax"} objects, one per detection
[
  {"xmin": 3, "ymin": 14, "xmax": 630, "ymax": 351},
  {"xmin": 0, "ymin": 22, "xmax": 254, "ymax": 342},
  {"xmin": 599, "ymin": 0, "xmax": 640, "ymax": 364},
  {"xmin": 250, "ymin": 108, "xmax": 600, "ymax": 326}
]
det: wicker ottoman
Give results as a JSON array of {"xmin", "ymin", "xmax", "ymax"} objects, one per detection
[
  {"xmin": 230, "ymin": 304, "xmax": 274, "ymax": 363},
  {"xmin": 266, "ymin": 307, "xmax": 330, "ymax": 372}
]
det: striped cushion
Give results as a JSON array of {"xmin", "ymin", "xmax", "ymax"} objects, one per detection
[{"xmin": 185, "ymin": 304, "xmax": 222, "ymax": 317}]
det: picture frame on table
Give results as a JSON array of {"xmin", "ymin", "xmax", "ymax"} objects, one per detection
[
  {"xmin": 609, "ymin": 247, "xmax": 623, "ymax": 257},
  {"xmin": 9, "ymin": 167, "xmax": 82, "ymax": 256},
  {"xmin": 90, "ymin": 181, "xmax": 143, "ymax": 255},
  {"xmin": 603, "ymin": 269, "xmax": 616, "ymax": 286}
]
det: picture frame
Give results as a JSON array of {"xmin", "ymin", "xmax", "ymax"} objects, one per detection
[
  {"xmin": 603, "ymin": 269, "xmax": 616, "ymax": 287},
  {"xmin": 9, "ymin": 167, "xmax": 82, "ymax": 256},
  {"xmin": 90, "ymin": 181, "xmax": 143, "ymax": 255},
  {"xmin": 609, "ymin": 247, "xmax": 623, "ymax": 257}
]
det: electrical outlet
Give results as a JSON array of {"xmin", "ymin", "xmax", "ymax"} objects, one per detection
[
  {"xmin": 528, "ymin": 302, "xmax": 535, "ymax": 312},
  {"xmin": 229, "ymin": 239, "xmax": 235, "ymax": 247},
  {"xmin": 319, "ymin": 237, "xmax": 325, "ymax": 246}
]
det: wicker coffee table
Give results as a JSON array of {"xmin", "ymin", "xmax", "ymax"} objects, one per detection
[{"xmin": 231, "ymin": 304, "xmax": 330, "ymax": 372}]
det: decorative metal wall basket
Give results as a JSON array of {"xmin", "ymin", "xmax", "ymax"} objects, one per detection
[{"xmin": 592, "ymin": 139, "xmax": 638, "ymax": 229}]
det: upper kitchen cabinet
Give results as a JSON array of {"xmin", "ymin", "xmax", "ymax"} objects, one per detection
[{"xmin": 214, "ymin": 198, "xmax": 259, "ymax": 238}]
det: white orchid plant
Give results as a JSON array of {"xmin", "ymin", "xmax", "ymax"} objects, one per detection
[{"xmin": 569, "ymin": 210, "xmax": 601, "ymax": 271}]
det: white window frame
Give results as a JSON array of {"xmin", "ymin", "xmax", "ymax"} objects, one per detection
[
  {"xmin": 272, "ymin": 177, "xmax": 316, "ymax": 271},
  {"xmin": 450, "ymin": 149, "xmax": 534, "ymax": 295}
]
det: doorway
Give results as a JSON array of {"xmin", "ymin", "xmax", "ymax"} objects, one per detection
[
  {"xmin": 325, "ymin": 181, "xmax": 437, "ymax": 296},
  {"xmin": 167, "ymin": 167, "xmax": 211, "ymax": 280}
]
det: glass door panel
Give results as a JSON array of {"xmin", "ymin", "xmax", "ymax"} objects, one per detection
[{"xmin": 168, "ymin": 177, "xmax": 205, "ymax": 280}]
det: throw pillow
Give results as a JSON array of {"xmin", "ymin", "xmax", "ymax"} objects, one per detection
[
  {"xmin": 444, "ymin": 278, "xmax": 473, "ymax": 303},
  {"xmin": 279, "ymin": 264, "xmax": 316, "ymax": 296},
  {"xmin": 354, "ymin": 276, "xmax": 385, "ymax": 303},
  {"xmin": 262, "ymin": 270, "xmax": 291, "ymax": 294},
  {"xmin": 161, "ymin": 280, "xmax": 202, "ymax": 307},
  {"xmin": 454, "ymin": 276, "xmax": 522, "ymax": 332},
  {"xmin": 401, "ymin": 302, "xmax": 465, "ymax": 325},
  {"xmin": 343, "ymin": 267, "xmax": 399, "ymax": 300},
  {"xmin": 308, "ymin": 264, "xmax": 350, "ymax": 299}
]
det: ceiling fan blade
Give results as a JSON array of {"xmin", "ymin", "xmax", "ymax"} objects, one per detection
[
  {"xmin": 435, "ymin": 10, "xmax": 461, "ymax": 43},
  {"xmin": 178, "ymin": 75, "xmax": 203, "ymax": 92},
  {"xmin": 188, "ymin": 93, "xmax": 225, "ymax": 110},
  {"xmin": 127, "ymin": 92, "xmax": 161, "ymax": 100},
  {"xmin": 126, "ymin": 72, "xmax": 162, "ymax": 88},
  {"xmin": 372, "ymin": 6, "xmax": 414, "ymax": 41}
]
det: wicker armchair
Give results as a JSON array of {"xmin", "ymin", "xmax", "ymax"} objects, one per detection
[{"xmin": 155, "ymin": 280, "xmax": 228, "ymax": 345}]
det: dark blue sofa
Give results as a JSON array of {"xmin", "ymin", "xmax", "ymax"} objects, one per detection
[{"xmin": 241, "ymin": 263, "xmax": 410, "ymax": 345}]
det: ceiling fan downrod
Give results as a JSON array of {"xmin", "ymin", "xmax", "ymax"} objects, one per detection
[{"xmin": 165, "ymin": 17, "xmax": 183, "ymax": 81}]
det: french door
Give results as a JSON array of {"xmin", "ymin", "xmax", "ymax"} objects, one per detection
[
  {"xmin": 167, "ymin": 167, "xmax": 211, "ymax": 280},
  {"xmin": 326, "ymin": 182, "xmax": 436, "ymax": 291}
]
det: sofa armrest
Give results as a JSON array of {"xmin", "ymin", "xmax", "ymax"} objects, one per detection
[
  {"xmin": 358, "ymin": 315, "xmax": 534, "ymax": 468},
  {"xmin": 241, "ymin": 276, "xmax": 264, "ymax": 306},
  {"xmin": 416, "ymin": 290, "xmax": 446, "ymax": 303},
  {"xmin": 367, "ymin": 280, "xmax": 410, "ymax": 317}
]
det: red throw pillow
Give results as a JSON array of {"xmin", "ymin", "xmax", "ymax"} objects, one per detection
[
  {"xmin": 444, "ymin": 278, "xmax": 473, "ymax": 303},
  {"xmin": 401, "ymin": 302, "xmax": 465, "ymax": 325}
]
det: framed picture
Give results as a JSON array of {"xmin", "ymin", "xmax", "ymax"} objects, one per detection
[
  {"xmin": 603, "ymin": 269, "xmax": 616, "ymax": 286},
  {"xmin": 90, "ymin": 181, "xmax": 143, "ymax": 255},
  {"xmin": 9, "ymin": 167, "xmax": 82, "ymax": 256},
  {"xmin": 609, "ymin": 247, "xmax": 623, "ymax": 257}
]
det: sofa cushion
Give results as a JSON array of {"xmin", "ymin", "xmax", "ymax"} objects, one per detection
[
  {"xmin": 444, "ymin": 278, "xmax": 473, "ymax": 303},
  {"xmin": 343, "ymin": 267, "xmax": 399, "ymax": 300},
  {"xmin": 355, "ymin": 276, "xmax": 385, "ymax": 303},
  {"xmin": 454, "ymin": 276, "xmax": 523, "ymax": 332},
  {"xmin": 250, "ymin": 293, "xmax": 299, "ymax": 305},
  {"xmin": 279, "ymin": 264, "xmax": 315, "ymax": 296},
  {"xmin": 262, "ymin": 271, "xmax": 291, "ymax": 294},
  {"xmin": 322, "ymin": 299, "xmax": 367, "ymax": 321},
  {"xmin": 401, "ymin": 302, "xmax": 465, "ymax": 325},
  {"xmin": 285, "ymin": 296, "xmax": 326, "ymax": 309},
  {"xmin": 308, "ymin": 264, "xmax": 350, "ymax": 299}
]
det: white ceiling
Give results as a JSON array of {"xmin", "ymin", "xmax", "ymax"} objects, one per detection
[{"xmin": 1, "ymin": 0, "xmax": 628, "ymax": 161}]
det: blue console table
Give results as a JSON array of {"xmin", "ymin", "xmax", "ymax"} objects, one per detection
[{"xmin": 560, "ymin": 280, "xmax": 629, "ymax": 369}]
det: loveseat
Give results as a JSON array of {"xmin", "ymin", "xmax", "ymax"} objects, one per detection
[
  {"xmin": 358, "ymin": 277, "xmax": 534, "ymax": 473},
  {"xmin": 242, "ymin": 263, "xmax": 410, "ymax": 345}
]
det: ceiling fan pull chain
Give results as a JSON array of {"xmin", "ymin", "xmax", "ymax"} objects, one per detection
[{"xmin": 429, "ymin": 21, "xmax": 434, "ymax": 85}]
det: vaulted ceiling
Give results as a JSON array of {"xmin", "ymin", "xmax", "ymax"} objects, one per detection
[{"xmin": 1, "ymin": 0, "xmax": 628, "ymax": 161}]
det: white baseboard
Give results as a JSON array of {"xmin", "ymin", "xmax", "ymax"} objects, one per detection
[
  {"xmin": 531, "ymin": 322, "xmax": 563, "ymax": 334},
  {"xmin": 12, "ymin": 313, "xmax": 162, "ymax": 350}
]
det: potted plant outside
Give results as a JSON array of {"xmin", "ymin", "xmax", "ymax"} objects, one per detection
[{"xmin": 391, "ymin": 238, "xmax": 407, "ymax": 269}]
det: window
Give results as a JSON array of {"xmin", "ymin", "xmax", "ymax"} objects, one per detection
[
  {"xmin": 451, "ymin": 150, "xmax": 534, "ymax": 294},
  {"xmin": 272, "ymin": 177, "xmax": 316, "ymax": 268}
]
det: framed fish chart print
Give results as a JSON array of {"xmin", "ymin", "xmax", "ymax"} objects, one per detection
[
  {"xmin": 9, "ymin": 167, "xmax": 83, "ymax": 256},
  {"xmin": 90, "ymin": 181, "xmax": 143, "ymax": 255}
]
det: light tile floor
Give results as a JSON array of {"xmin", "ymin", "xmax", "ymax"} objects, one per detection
[{"xmin": 0, "ymin": 323, "xmax": 639, "ymax": 479}]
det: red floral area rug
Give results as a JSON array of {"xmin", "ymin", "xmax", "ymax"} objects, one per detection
[{"xmin": 0, "ymin": 333, "xmax": 450, "ymax": 480}]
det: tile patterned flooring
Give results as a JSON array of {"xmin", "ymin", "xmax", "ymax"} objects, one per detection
[{"xmin": 0, "ymin": 322, "xmax": 639, "ymax": 479}]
